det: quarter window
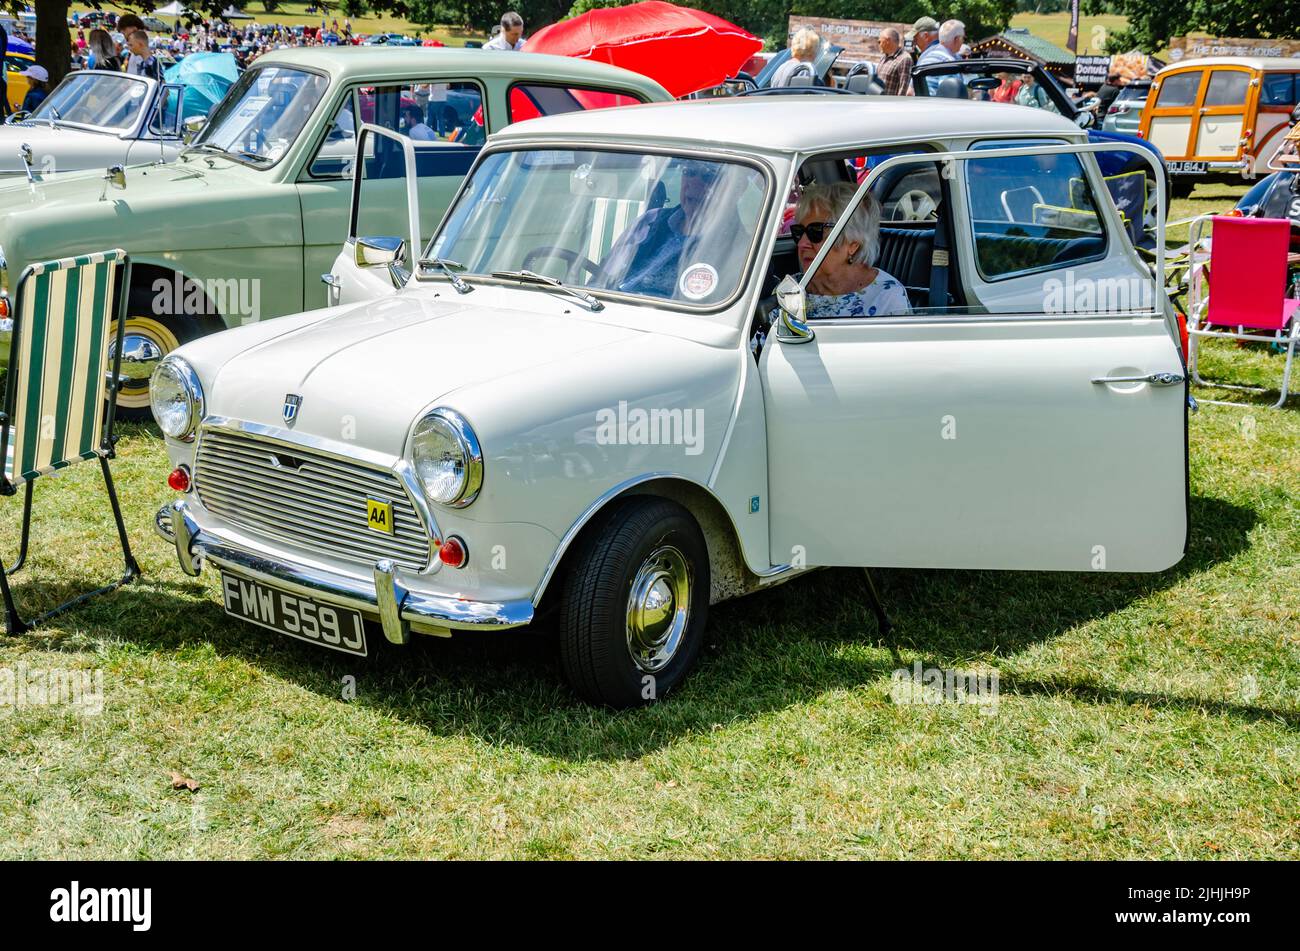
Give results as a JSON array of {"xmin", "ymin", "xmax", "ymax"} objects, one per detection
[
  {"xmin": 1155, "ymin": 72, "xmax": 1202, "ymax": 108},
  {"xmin": 507, "ymin": 84, "xmax": 643, "ymax": 122},
  {"xmin": 1262, "ymin": 73, "xmax": 1296, "ymax": 106}
]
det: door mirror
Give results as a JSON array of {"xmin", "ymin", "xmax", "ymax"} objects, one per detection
[
  {"xmin": 182, "ymin": 115, "xmax": 206, "ymax": 144},
  {"xmin": 105, "ymin": 165, "xmax": 127, "ymax": 190},
  {"xmin": 1075, "ymin": 110, "xmax": 1095, "ymax": 129},
  {"xmin": 354, "ymin": 235, "xmax": 406, "ymax": 268},
  {"xmin": 774, "ymin": 275, "xmax": 814, "ymax": 343}
]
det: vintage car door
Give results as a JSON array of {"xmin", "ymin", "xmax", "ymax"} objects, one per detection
[
  {"xmin": 303, "ymin": 81, "xmax": 484, "ymax": 307},
  {"xmin": 760, "ymin": 143, "xmax": 1188, "ymax": 573}
]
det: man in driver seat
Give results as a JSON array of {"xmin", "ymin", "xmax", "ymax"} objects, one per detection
[{"xmin": 596, "ymin": 159, "xmax": 748, "ymax": 302}]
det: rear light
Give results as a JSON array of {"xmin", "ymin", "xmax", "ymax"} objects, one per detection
[
  {"xmin": 1224, "ymin": 208, "xmax": 1244, "ymax": 217},
  {"xmin": 438, "ymin": 535, "xmax": 467, "ymax": 569},
  {"xmin": 0, "ymin": 294, "xmax": 8, "ymax": 320},
  {"xmin": 167, "ymin": 465, "xmax": 192, "ymax": 492}
]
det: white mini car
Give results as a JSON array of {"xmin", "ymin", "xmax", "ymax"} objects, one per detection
[{"xmin": 151, "ymin": 96, "xmax": 1189, "ymax": 707}]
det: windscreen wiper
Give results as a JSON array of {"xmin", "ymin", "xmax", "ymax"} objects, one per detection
[
  {"xmin": 417, "ymin": 257, "xmax": 473, "ymax": 294},
  {"xmin": 490, "ymin": 269, "xmax": 603, "ymax": 311}
]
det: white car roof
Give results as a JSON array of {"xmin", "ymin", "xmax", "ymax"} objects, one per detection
[
  {"xmin": 1158, "ymin": 56, "xmax": 1300, "ymax": 73},
  {"xmin": 492, "ymin": 95, "xmax": 1088, "ymax": 154}
]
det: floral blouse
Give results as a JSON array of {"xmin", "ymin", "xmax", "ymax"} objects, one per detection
[{"xmin": 805, "ymin": 270, "xmax": 912, "ymax": 320}]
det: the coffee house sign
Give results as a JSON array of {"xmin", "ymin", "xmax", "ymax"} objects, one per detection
[{"xmin": 1169, "ymin": 35, "xmax": 1300, "ymax": 60}]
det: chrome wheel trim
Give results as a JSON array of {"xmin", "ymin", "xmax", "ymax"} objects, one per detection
[
  {"xmin": 626, "ymin": 544, "xmax": 691, "ymax": 673},
  {"xmin": 114, "ymin": 332, "xmax": 166, "ymax": 385}
]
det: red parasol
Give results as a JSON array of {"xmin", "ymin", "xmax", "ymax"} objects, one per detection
[{"xmin": 524, "ymin": 1, "xmax": 762, "ymax": 99}]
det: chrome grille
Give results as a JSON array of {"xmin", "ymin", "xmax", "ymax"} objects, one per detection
[{"xmin": 194, "ymin": 427, "xmax": 431, "ymax": 570}]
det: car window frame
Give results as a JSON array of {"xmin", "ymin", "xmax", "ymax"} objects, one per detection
[
  {"xmin": 302, "ymin": 75, "xmax": 489, "ymax": 182},
  {"xmin": 418, "ymin": 139, "xmax": 778, "ymax": 317},
  {"xmin": 793, "ymin": 141, "xmax": 1164, "ymax": 325}
]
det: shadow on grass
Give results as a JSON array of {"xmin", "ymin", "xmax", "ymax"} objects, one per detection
[{"xmin": 5, "ymin": 494, "xmax": 1287, "ymax": 761}]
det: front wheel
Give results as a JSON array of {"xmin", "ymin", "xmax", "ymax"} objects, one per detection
[
  {"xmin": 559, "ymin": 498, "xmax": 709, "ymax": 708},
  {"xmin": 110, "ymin": 307, "xmax": 202, "ymax": 422}
]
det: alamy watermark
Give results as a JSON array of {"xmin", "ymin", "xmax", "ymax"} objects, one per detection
[
  {"xmin": 1042, "ymin": 270, "xmax": 1155, "ymax": 315},
  {"xmin": 595, "ymin": 401, "xmax": 704, "ymax": 456},
  {"xmin": 0, "ymin": 664, "xmax": 104, "ymax": 716},
  {"xmin": 152, "ymin": 275, "xmax": 261, "ymax": 323},
  {"xmin": 890, "ymin": 661, "xmax": 999, "ymax": 715}
]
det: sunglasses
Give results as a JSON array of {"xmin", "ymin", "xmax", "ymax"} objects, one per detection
[{"xmin": 790, "ymin": 221, "xmax": 836, "ymax": 244}]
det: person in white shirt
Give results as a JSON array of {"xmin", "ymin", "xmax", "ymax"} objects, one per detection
[
  {"xmin": 484, "ymin": 11, "xmax": 524, "ymax": 51},
  {"xmin": 918, "ymin": 19, "xmax": 965, "ymax": 93}
]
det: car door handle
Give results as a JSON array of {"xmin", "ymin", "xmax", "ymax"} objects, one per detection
[
  {"xmin": 1091, "ymin": 372, "xmax": 1185, "ymax": 386},
  {"xmin": 321, "ymin": 273, "xmax": 341, "ymax": 289}
]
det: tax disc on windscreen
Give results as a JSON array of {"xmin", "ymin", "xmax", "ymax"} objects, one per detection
[{"xmin": 679, "ymin": 262, "xmax": 718, "ymax": 300}]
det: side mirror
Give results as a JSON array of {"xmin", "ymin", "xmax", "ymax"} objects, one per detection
[
  {"xmin": 1075, "ymin": 110, "xmax": 1095, "ymax": 129},
  {"xmin": 105, "ymin": 164, "xmax": 127, "ymax": 189},
  {"xmin": 774, "ymin": 275, "xmax": 814, "ymax": 344},
  {"xmin": 355, "ymin": 235, "xmax": 406, "ymax": 269},
  {"xmin": 182, "ymin": 115, "xmax": 206, "ymax": 144}
]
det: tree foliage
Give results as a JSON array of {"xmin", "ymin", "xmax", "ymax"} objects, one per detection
[{"xmin": 1084, "ymin": 0, "xmax": 1300, "ymax": 52}]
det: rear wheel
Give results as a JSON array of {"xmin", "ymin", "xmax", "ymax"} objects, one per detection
[
  {"xmin": 1171, "ymin": 179, "xmax": 1196, "ymax": 200},
  {"xmin": 559, "ymin": 498, "xmax": 709, "ymax": 708}
]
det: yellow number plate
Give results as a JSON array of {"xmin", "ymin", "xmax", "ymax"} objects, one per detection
[{"xmin": 366, "ymin": 498, "xmax": 394, "ymax": 535}]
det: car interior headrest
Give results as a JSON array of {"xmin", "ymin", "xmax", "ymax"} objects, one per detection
[{"xmin": 936, "ymin": 76, "xmax": 968, "ymax": 99}]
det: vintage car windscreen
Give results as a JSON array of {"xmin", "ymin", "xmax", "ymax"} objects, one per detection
[
  {"xmin": 426, "ymin": 148, "xmax": 768, "ymax": 307},
  {"xmin": 30, "ymin": 73, "xmax": 150, "ymax": 132},
  {"xmin": 194, "ymin": 65, "xmax": 328, "ymax": 166}
]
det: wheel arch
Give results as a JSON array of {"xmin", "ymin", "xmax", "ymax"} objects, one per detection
[
  {"xmin": 124, "ymin": 261, "xmax": 228, "ymax": 337},
  {"xmin": 533, "ymin": 474, "xmax": 762, "ymax": 613}
]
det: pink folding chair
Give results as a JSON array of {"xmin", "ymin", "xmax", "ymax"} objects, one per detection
[{"xmin": 1187, "ymin": 215, "xmax": 1299, "ymax": 409}]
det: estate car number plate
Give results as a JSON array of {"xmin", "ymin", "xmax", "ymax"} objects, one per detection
[
  {"xmin": 221, "ymin": 572, "xmax": 367, "ymax": 657},
  {"xmin": 1168, "ymin": 161, "xmax": 1208, "ymax": 175}
]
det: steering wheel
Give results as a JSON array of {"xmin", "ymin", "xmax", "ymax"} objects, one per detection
[
  {"xmin": 520, "ymin": 245, "xmax": 604, "ymax": 283},
  {"xmin": 892, "ymin": 189, "xmax": 937, "ymax": 221}
]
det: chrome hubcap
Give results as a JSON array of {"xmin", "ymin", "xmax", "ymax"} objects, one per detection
[
  {"xmin": 113, "ymin": 332, "xmax": 165, "ymax": 387},
  {"xmin": 626, "ymin": 544, "xmax": 691, "ymax": 672}
]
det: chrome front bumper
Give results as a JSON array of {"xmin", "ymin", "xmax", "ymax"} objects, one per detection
[{"xmin": 162, "ymin": 501, "xmax": 534, "ymax": 645}]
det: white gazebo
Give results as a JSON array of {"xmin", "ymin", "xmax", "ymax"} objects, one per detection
[{"xmin": 155, "ymin": 1, "xmax": 190, "ymax": 15}]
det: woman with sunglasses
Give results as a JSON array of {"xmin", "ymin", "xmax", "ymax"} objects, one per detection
[{"xmin": 794, "ymin": 183, "xmax": 910, "ymax": 319}]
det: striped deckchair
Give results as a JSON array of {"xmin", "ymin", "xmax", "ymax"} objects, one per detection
[{"xmin": 0, "ymin": 249, "xmax": 141, "ymax": 634}]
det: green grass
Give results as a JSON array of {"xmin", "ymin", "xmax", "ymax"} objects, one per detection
[{"xmin": 1, "ymin": 184, "xmax": 1297, "ymax": 859}]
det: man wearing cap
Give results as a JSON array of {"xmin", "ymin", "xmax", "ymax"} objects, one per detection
[
  {"xmin": 917, "ymin": 18, "xmax": 966, "ymax": 93},
  {"xmin": 19, "ymin": 64, "xmax": 49, "ymax": 113},
  {"xmin": 911, "ymin": 17, "xmax": 939, "ymax": 60}
]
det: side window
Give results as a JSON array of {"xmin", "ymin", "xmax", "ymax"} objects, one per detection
[
  {"xmin": 1262, "ymin": 73, "xmax": 1296, "ymax": 106},
  {"xmin": 507, "ymin": 84, "xmax": 643, "ymax": 123},
  {"xmin": 1155, "ymin": 71, "xmax": 1202, "ymax": 108},
  {"xmin": 1203, "ymin": 70, "xmax": 1251, "ymax": 107},
  {"xmin": 309, "ymin": 81, "xmax": 484, "ymax": 179},
  {"xmin": 965, "ymin": 148, "xmax": 1106, "ymax": 281}
]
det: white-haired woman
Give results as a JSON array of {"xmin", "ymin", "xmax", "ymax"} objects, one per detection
[
  {"xmin": 771, "ymin": 28, "xmax": 820, "ymax": 87},
  {"xmin": 794, "ymin": 183, "xmax": 910, "ymax": 318}
]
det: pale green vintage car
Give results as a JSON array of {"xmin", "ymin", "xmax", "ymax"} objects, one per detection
[{"xmin": 0, "ymin": 48, "xmax": 668, "ymax": 416}]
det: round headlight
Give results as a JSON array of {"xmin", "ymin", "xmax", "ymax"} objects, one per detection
[
  {"xmin": 150, "ymin": 357, "xmax": 203, "ymax": 441},
  {"xmin": 411, "ymin": 408, "xmax": 482, "ymax": 507}
]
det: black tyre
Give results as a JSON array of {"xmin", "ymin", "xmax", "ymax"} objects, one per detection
[
  {"xmin": 559, "ymin": 497, "xmax": 709, "ymax": 708},
  {"xmin": 1171, "ymin": 179, "xmax": 1196, "ymax": 200}
]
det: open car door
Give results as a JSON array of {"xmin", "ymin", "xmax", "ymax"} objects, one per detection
[
  {"xmin": 760, "ymin": 142, "xmax": 1188, "ymax": 573},
  {"xmin": 324, "ymin": 123, "xmax": 426, "ymax": 306}
]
